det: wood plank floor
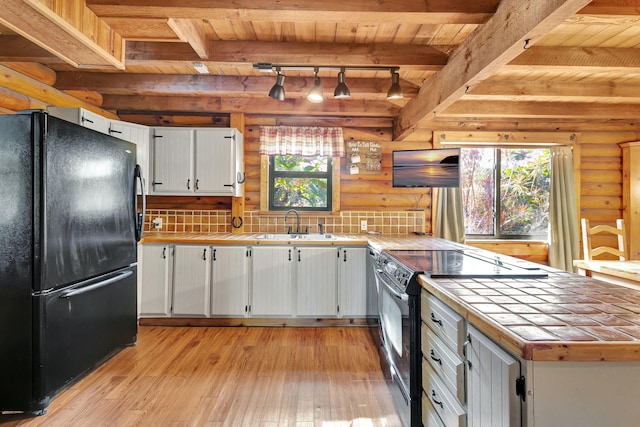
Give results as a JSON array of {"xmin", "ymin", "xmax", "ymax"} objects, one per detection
[{"xmin": 1, "ymin": 326, "xmax": 402, "ymax": 426}]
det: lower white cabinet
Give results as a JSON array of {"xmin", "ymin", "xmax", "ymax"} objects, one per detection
[
  {"xmin": 296, "ymin": 247, "xmax": 338, "ymax": 317},
  {"xmin": 139, "ymin": 243, "xmax": 368, "ymax": 319},
  {"xmin": 172, "ymin": 245, "xmax": 211, "ymax": 316},
  {"xmin": 250, "ymin": 246, "xmax": 295, "ymax": 317},
  {"xmin": 210, "ymin": 246, "xmax": 250, "ymax": 317},
  {"xmin": 466, "ymin": 324, "xmax": 521, "ymax": 427},
  {"xmin": 337, "ymin": 247, "xmax": 367, "ymax": 317},
  {"xmin": 139, "ymin": 244, "xmax": 173, "ymax": 317}
]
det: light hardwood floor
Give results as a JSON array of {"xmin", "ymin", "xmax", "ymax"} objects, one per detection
[{"xmin": 1, "ymin": 326, "xmax": 402, "ymax": 426}]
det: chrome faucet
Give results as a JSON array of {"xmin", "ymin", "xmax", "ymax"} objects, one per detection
[{"xmin": 284, "ymin": 209, "xmax": 301, "ymax": 234}]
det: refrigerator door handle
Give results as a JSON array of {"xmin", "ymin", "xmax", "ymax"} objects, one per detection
[
  {"xmin": 59, "ymin": 270, "xmax": 134, "ymax": 298},
  {"xmin": 133, "ymin": 164, "xmax": 146, "ymax": 242}
]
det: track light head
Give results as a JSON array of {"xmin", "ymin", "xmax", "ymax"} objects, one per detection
[
  {"xmin": 268, "ymin": 70, "xmax": 286, "ymax": 101},
  {"xmin": 307, "ymin": 68, "xmax": 324, "ymax": 103},
  {"xmin": 387, "ymin": 69, "xmax": 404, "ymax": 100},
  {"xmin": 334, "ymin": 68, "xmax": 351, "ymax": 99}
]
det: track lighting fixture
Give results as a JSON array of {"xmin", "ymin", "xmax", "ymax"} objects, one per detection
[
  {"xmin": 307, "ymin": 67, "xmax": 324, "ymax": 103},
  {"xmin": 387, "ymin": 69, "xmax": 404, "ymax": 100},
  {"xmin": 255, "ymin": 63, "xmax": 402, "ymax": 103},
  {"xmin": 333, "ymin": 68, "xmax": 351, "ymax": 99},
  {"xmin": 268, "ymin": 68, "xmax": 286, "ymax": 101}
]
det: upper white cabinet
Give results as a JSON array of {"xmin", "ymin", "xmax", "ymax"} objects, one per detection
[
  {"xmin": 48, "ymin": 107, "xmax": 111, "ymax": 134},
  {"xmin": 149, "ymin": 127, "xmax": 244, "ymax": 196},
  {"xmin": 150, "ymin": 127, "xmax": 194, "ymax": 194},
  {"xmin": 108, "ymin": 120, "xmax": 150, "ymax": 195}
]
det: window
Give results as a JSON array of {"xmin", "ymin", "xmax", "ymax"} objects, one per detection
[
  {"xmin": 268, "ymin": 154, "xmax": 332, "ymax": 211},
  {"xmin": 461, "ymin": 148, "xmax": 550, "ymax": 239}
]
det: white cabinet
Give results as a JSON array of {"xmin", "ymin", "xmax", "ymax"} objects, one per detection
[
  {"xmin": 466, "ymin": 324, "xmax": 521, "ymax": 427},
  {"xmin": 211, "ymin": 246, "xmax": 250, "ymax": 317},
  {"xmin": 149, "ymin": 127, "xmax": 244, "ymax": 196},
  {"xmin": 337, "ymin": 247, "xmax": 367, "ymax": 317},
  {"xmin": 150, "ymin": 127, "xmax": 194, "ymax": 194},
  {"xmin": 48, "ymin": 107, "xmax": 111, "ymax": 134},
  {"xmin": 139, "ymin": 244, "xmax": 173, "ymax": 317},
  {"xmin": 108, "ymin": 120, "xmax": 150, "ymax": 195},
  {"xmin": 172, "ymin": 245, "xmax": 211, "ymax": 317},
  {"xmin": 250, "ymin": 246, "xmax": 295, "ymax": 317},
  {"xmin": 194, "ymin": 128, "xmax": 244, "ymax": 196},
  {"xmin": 296, "ymin": 247, "xmax": 337, "ymax": 317}
]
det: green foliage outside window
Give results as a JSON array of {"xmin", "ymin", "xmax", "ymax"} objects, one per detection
[
  {"xmin": 462, "ymin": 148, "xmax": 550, "ymax": 238},
  {"xmin": 269, "ymin": 155, "xmax": 331, "ymax": 210}
]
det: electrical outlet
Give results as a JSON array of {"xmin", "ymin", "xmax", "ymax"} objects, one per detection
[
  {"xmin": 360, "ymin": 220, "xmax": 368, "ymax": 231},
  {"xmin": 152, "ymin": 217, "xmax": 163, "ymax": 229}
]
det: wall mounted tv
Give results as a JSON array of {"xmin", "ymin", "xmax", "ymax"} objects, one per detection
[{"xmin": 392, "ymin": 148, "xmax": 460, "ymax": 188}]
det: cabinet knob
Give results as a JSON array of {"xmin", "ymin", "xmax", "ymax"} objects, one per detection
[{"xmin": 202, "ymin": 248, "xmax": 207, "ymax": 260}]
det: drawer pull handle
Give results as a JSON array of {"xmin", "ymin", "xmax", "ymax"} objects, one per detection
[
  {"xmin": 430, "ymin": 312, "xmax": 443, "ymax": 327},
  {"xmin": 430, "ymin": 349, "xmax": 442, "ymax": 365},
  {"xmin": 431, "ymin": 390, "xmax": 443, "ymax": 409}
]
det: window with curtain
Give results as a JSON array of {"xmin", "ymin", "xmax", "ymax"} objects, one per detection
[
  {"xmin": 461, "ymin": 147, "xmax": 551, "ymax": 239},
  {"xmin": 259, "ymin": 126, "xmax": 344, "ymax": 212}
]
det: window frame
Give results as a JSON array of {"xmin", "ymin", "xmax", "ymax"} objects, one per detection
[{"xmin": 267, "ymin": 154, "xmax": 333, "ymax": 212}]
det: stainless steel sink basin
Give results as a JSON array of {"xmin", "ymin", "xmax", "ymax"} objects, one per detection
[{"xmin": 256, "ymin": 233, "xmax": 337, "ymax": 240}]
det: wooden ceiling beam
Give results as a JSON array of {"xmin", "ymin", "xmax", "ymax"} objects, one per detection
[
  {"xmin": 578, "ymin": 0, "xmax": 640, "ymax": 15},
  {"xmin": 510, "ymin": 46, "xmax": 640, "ymax": 70},
  {"xmin": 0, "ymin": 0, "xmax": 125, "ymax": 69},
  {"xmin": 125, "ymin": 40, "xmax": 448, "ymax": 69},
  {"xmin": 0, "ymin": 35, "xmax": 62, "ymax": 63},
  {"xmin": 167, "ymin": 19, "xmax": 209, "ymax": 59},
  {"xmin": 86, "ymin": 0, "xmax": 498, "ymax": 24},
  {"xmin": 440, "ymin": 100, "xmax": 640, "ymax": 119},
  {"xmin": 102, "ymin": 95, "xmax": 400, "ymax": 117},
  {"xmin": 393, "ymin": 0, "xmax": 594, "ymax": 140},
  {"xmin": 467, "ymin": 80, "xmax": 640, "ymax": 102},
  {"xmin": 54, "ymin": 72, "xmax": 419, "ymax": 98}
]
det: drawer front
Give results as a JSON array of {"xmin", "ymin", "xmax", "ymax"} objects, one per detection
[
  {"xmin": 421, "ymin": 291, "xmax": 465, "ymax": 356},
  {"xmin": 422, "ymin": 323, "xmax": 465, "ymax": 404},
  {"xmin": 423, "ymin": 361, "xmax": 466, "ymax": 427},
  {"xmin": 422, "ymin": 394, "xmax": 446, "ymax": 427}
]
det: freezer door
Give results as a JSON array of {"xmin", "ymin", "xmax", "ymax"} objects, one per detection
[
  {"xmin": 34, "ymin": 266, "xmax": 137, "ymax": 404},
  {"xmin": 41, "ymin": 116, "xmax": 138, "ymax": 291}
]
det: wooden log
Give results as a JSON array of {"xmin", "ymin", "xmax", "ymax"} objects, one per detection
[{"xmin": 1, "ymin": 62, "xmax": 56, "ymax": 85}]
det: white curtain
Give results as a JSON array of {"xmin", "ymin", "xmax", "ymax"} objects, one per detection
[
  {"xmin": 548, "ymin": 146, "xmax": 580, "ymax": 271},
  {"xmin": 433, "ymin": 187, "xmax": 466, "ymax": 243}
]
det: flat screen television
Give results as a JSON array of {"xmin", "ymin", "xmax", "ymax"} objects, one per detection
[{"xmin": 392, "ymin": 148, "xmax": 460, "ymax": 188}]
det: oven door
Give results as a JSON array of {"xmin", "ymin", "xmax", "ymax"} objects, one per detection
[{"xmin": 375, "ymin": 269, "xmax": 411, "ymax": 404}]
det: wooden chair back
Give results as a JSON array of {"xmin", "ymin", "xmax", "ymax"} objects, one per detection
[{"xmin": 581, "ymin": 218, "xmax": 628, "ymax": 261}]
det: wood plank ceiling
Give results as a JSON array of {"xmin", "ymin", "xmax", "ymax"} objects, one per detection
[{"xmin": 1, "ymin": 0, "xmax": 639, "ymax": 137}]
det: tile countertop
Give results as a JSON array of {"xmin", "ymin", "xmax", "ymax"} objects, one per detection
[{"xmin": 419, "ymin": 269, "xmax": 640, "ymax": 362}]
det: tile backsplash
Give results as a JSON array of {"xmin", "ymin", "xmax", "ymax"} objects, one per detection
[{"xmin": 144, "ymin": 210, "xmax": 426, "ymax": 235}]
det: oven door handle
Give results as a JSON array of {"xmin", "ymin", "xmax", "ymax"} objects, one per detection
[{"xmin": 376, "ymin": 272, "xmax": 409, "ymax": 301}]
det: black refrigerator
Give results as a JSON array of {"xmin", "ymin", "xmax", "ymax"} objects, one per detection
[{"xmin": 0, "ymin": 111, "xmax": 145, "ymax": 414}]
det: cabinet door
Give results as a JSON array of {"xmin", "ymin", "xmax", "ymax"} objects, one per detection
[
  {"xmin": 109, "ymin": 121, "xmax": 150, "ymax": 195},
  {"xmin": 250, "ymin": 246, "xmax": 294, "ymax": 317},
  {"xmin": 211, "ymin": 246, "xmax": 249, "ymax": 317},
  {"xmin": 150, "ymin": 128, "xmax": 193, "ymax": 194},
  {"xmin": 48, "ymin": 107, "xmax": 112, "ymax": 134},
  {"xmin": 296, "ymin": 247, "xmax": 337, "ymax": 317},
  {"xmin": 139, "ymin": 244, "xmax": 173, "ymax": 317},
  {"xmin": 337, "ymin": 247, "xmax": 367, "ymax": 317},
  {"xmin": 466, "ymin": 324, "xmax": 522, "ymax": 427},
  {"xmin": 172, "ymin": 245, "xmax": 211, "ymax": 316},
  {"xmin": 194, "ymin": 129, "xmax": 234, "ymax": 194}
]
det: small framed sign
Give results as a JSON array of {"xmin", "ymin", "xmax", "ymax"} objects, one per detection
[{"xmin": 346, "ymin": 141, "xmax": 382, "ymax": 175}]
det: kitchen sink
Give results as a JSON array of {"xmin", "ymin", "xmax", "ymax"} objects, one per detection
[{"xmin": 256, "ymin": 233, "xmax": 338, "ymax": 240}]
